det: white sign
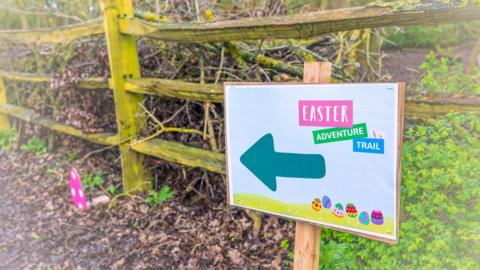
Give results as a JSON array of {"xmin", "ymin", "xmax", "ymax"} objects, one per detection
[{"xmin": 224, "ymin": 83, "xmax": 404, "ymax": 243}]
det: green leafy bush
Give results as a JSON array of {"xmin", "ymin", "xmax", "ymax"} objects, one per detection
[
  {"xmin": 146, "ymin": 185, "xmax": 175, "ymax": 206},
  {"xmin": 0, "ymin": 129, "xmax": 16, "ymax": 151},
  {"xmin": 280, "ymin": 239, "xmax": 289, "ymax": 250},
  {"xmin": 384, "ymin": 23, "xmax": 480, "ymax": 49},
  {"xmin": 280, "ymin": 239, "xmax": 294, "ymax": 268},
  {"xmin": 82, "ymin": 171, "xmax": 105, "ymax": 193},
  {"xmin": 21, "ymin": 136, "xmax": 47, "ymax": 155},
  {"xmin": 320, "ymin": 113, "xmax": 480, "ymax": 269},
  {"xmin": 319, "ymin": 239, "xmax": 355, "ymax": 270},
  {"xmin": 107, "ymin": 184, "xmax": 119, "ymax": 195},
  {"xmin": 414, "ymin": 52, "xmax": 480, "ymax": 94}
]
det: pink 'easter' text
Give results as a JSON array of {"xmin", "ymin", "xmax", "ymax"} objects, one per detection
[{"xmin": 298, "ymin": 100, "xmax": 353, "ymax": 127}]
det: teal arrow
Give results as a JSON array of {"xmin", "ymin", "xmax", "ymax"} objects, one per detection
[{"xmin": 240, "ymin": 133, "xmax": 326, "ymax": 192}]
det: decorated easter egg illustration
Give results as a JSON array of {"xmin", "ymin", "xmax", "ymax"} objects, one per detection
[
  {"xmin": 322, "ymin": 196, "xmax": 331, "ymax": 208},
  {"xmin": 311, "ymin": 198, "xmax": 322, "ymax": 211},
  {"xmin": 346, "ymin": 203, "xmax": 358, "ymax": 218},
  {"xmin": 332, "ymin": 203, "xmax": 344, "ymax": 217},
  {"xmin": 371, "ymin": 210, "xmax": 384, "ymax": 225},
  {"xmin": 359, "ymin": 211, "xmax": 370, "ymax": 225}
]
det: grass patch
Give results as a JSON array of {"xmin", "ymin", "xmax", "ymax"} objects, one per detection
[
  {"xmin": 146, "ymin": 185, "xmax": 175, "ymax": 207},
  {"xmin": 0, "ymin": 129, "xmax": 16, "ymax": 151},
  {"xmin": 21, "ymin": 136, "xmax": 47, "ymax": 155}
]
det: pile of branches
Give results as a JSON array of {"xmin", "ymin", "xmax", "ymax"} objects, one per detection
[
  {"xmin": 49, "ymin": 40, "xmax": 116, "ymax": 133},
  {"xmin": 0, "ymin": 0, "xmax": 387, "ymax": 181}
]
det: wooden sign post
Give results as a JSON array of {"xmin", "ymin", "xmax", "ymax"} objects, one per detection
[{"xmin": 293, "ymin": 62, "xmax": 331, "ymax": 270}]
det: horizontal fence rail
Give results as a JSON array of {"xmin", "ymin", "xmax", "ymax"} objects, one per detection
[
  {"xmin": 123, "ymin": 78, "xmax": 222, "ymax": 102},
  {"xmin": 130, "ymin": 138, "xmax": 225, "ymax": 174},
  {"xmin": 2, "ymin": 69, "xmax": 480, "ymax": 116},
  {"xmin": 0, "ymin": 20, "xmax": 104, "ymax": 44},
  {"xmin": 0, "ymin": 103, "xmax": 118, "ymax": 145},
  {"xmin": 1, "ymin": 5, "xmax": 478, "ymax": 45},
  {"xmin": 0, "ymin": 102, "xmax": 223, "ymax": 173},
  {"xmin": 405, "ymin": 94, "xmax": 480, "ymax": 117},
  {"xmin": 119, "ymin": 5, "xmax": 480, "ymax": 43},
  {"xmin": 78, "ymin": 78, "xmax": 110, "ymax": 89},
  {"xmin": 0, "ymin": 70, "xmax": 107, "ymax": 90},
  {"xmin": 0, "ymin": 70, "xmax": 51, "ymax": 82}
]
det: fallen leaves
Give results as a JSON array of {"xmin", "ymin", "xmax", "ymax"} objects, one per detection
[{"xmin": 0, "ymin": 140, "xmax": 295, "ymax": 269}]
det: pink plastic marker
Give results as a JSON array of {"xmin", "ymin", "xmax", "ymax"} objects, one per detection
[{"xmin": 69, "ymin": 167, "xmax": 87, "ymax": 210}]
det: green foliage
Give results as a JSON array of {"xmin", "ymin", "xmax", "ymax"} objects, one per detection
[
  {"xmin": 287, "ymin": 251, "xmax": 294, "ymax": 262},
  {"xmin": 21, "ymin": 136, "xmax": 47, "ymax": 155},
  {"xmin": 31, "ymin": 231, "xmax": 41, "ymax": 240},
  {"xmin": 280, "ymin": 239, "xmax": 290, "ymax": 250},
  {"xmin": 280, "ymin": 239, "xmax": 294, "ymax": 268},
  {"xmin": 320, "ymin": 113, "xmax": 480, "ymax": 270},
  {"xmin": 107, "ymin": 184, "xmax": 119, "ymax": 195},
  {"xmin": 0, "ymin": 129, "xmax": 16, "ymax": 151},
  {"xmin": 319, "ymin": 239, "xmax": 356, "ymax": 270},
  {"xmin": 384, "ymin": 23, "xmax": 480, "ymax": 48},
  {"xmin": 146, "ymin": 185, "xmax": 175, "ymax": 206},
  {"xmin": 414, "ymin": 52, "xmax": 480, "ymax": 94},
  {"xmin": 66, "ymin": 150, "xmax": 78, "ymax": 163},
  {"xmin": 82, "ymin": 171, "xmax": 104, "ymax": 193}
]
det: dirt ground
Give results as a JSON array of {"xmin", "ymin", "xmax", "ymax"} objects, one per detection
[
  {"xmin": 0, "ymin": 44, "xmax": 477, "ymax": 269},
  {"xmin": 383, "ymin": 41, "xmax": 476, "ymax": 83},
  {"xmin": 0, "ymin": 137, "xmax": 295, "ymax": 269}
]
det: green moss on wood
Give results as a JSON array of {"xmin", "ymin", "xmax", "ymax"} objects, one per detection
[
  {"xmin": 130, "ymin": 138, "xmax": 225, "ymax": 174},
  {"xmin": 368, "ymin": 0, "xmax": 477, "ymax": 11},
  {"xmin": 0, "ymin": 70, "xmax": 109, "ymax": 90},
  {"xmin": 78, "ymin": 77, "xmax": 109, "ymax": 89},
  {"xmin": 0, "ymin": 70, "xmax": 50, "ymax": 82},
  {"xmin": 0, "ymin": 103, "xmax": 117, "ymax": 145},
  {"xmin": 225, "ymin": 42, "xmax": 303, "ymax": 78},
  {"xmin": 0, "ymin": 20, "xmax": 104, "ymax": 44},
  {"xmin": 124, "ymin": 78, "xmax": 223, "ymax": 102},
  {"xmin": 120, "ymin": 5, "xmax": 480, "ymax": 43}
]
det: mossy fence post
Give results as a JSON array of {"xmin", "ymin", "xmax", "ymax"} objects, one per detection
[
  {"xmin": 0, "ymin": 78, "xmax": 9, "ymax": 130},
  {"xmin": 100, "ymin": 0, "xmax": 151, "ymax": 192}
]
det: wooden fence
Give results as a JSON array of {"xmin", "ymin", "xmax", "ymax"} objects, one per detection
[{"xmin": 0, "ymin": 0, "xmax": 479, "ymax": 193}]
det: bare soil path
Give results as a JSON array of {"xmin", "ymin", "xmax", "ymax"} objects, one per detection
[
  {"xmin": 382, "ymin": 41, "xmax": 477, "ymax": 83},
  {"xmin": 0, "ymin": 140, "xmax": 293, "ymax": 269}
]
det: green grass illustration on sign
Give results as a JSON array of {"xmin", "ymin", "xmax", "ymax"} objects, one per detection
[{"xmin": 234, "ymin": 193, "xmax": 394, "ymax": 236}]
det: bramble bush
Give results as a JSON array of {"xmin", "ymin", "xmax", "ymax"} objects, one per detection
[
  {"xmin": 414, "ymin": 52, "xmax": 480, "ymax": 94},
  {"xmin": 320, "ymin": 113, "xmax": 480, "ymax": 269}
]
